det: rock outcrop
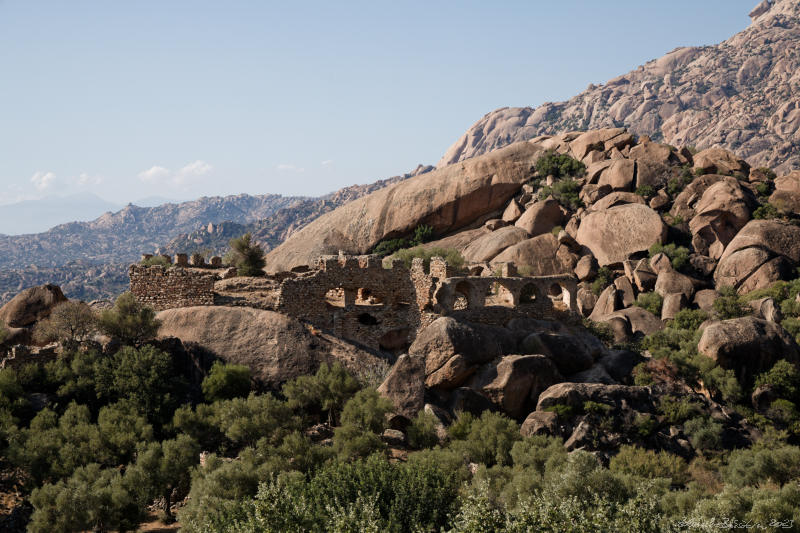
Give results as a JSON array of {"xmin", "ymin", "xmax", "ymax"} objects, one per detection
[
  {"xmin": 576, "ymin": 204, "xmax": 667, "ymax": 266},
  {"xmin": 156, "ymin": 306, "xmax": 387, "ymax": 388},
  {"xmin": 438, "ymin": 0, "xmax": 800, "ymax": 174},
  {"xmin": 265, "ymin": 142, "xmax": 546, "ymax": 271},
  {"xmin": 0, "ymin": 284, "xmax": 67, "ymax": 328}
]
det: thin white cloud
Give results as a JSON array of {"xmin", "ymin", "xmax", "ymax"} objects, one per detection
[
  {"xmin": 277, "ymin": 163, "xmax": 305, "ymax": 173},
  {"xmin": 137, "ymin": 161, "xmax": 212, "ymax": 187},
  {"xmin": 30, "ymin": 171, "xmax": 56, "ymax": 191},
  {"xmin": 138, "ymin": 165, "xmax": 170, "ymax": 183},
  {"xmin": 321, "ymin": 159, "xmax": 333, "ymax": 166},
  {"xmin": 77, "ymin": 172, "xmax": 104, "ymax": 186},
  {"xmin": 174, "ymin": 160, "xmax": 212, "ymax": 185}
]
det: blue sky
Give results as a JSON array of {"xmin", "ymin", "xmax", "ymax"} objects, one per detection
[{"xmin": 0, "ymin": 0, "xmax": 755, "ymax": 205}]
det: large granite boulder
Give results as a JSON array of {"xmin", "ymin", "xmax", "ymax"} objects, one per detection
[
  {"xmin": 156, "ymin": 306, "xmax": 386, "ymax": 388},
  {"xmin": 688, "ymin": 179, "xmax": 754, "ymax": 259},
  {"xmin": 470, "ymin": 354, "xmax": 563, "ymax": 418},
  {"xmin": 576, "ymin": 204, "xmax": 667, "ymax": 266},
  {"xmin": 714, "ymin": 220, "xmax": 800, "ymax": 293},
  {"xmin": 462, "ymin": 226, "xmax": 530, "ymax": 263},
  {"xmin": 698, "ymin": 317, "xmax": 800, "ymax": 385},
  {"xmin": 265, "ymin": 142, "xmax": 546, "ymax": 271},
  {"xmin": 491, "ymin": 233, "xmax": 577, "ymax": 275},
  {"xmin": 409, "ymin": 317, "xmax": 515, "ymax": 378},
  {"xmin": 692, "ymin": 147, "xmax": 750, "ymax": 176},
  {"xmin": 514, "ymin": 198, "xmax": 565, "ymax": 236},
  {"xmin": 0, "ymin": 284, "xmax": 67, "ymax": 328},
  {"xmin": 769, "ymin": 170, "xmax": 800, "ymax": 215},
  {"xmin": 378, "ymin": 354, "xmax": 425, "ymax": 420},
  {"xmin": 535, "ymin": 382, "xmax": 652, "ymax": 412}
]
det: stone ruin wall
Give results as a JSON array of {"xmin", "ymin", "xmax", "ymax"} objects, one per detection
[
  {"xmin": 129, "ymin": 252, "xmax": 579, "ymax": 351},
  {"xmin": 129, "ymin": 265, "xmax": 218, "ymax": 311}
]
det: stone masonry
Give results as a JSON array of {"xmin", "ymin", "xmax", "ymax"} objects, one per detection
[{"xmin": 130, "ymin": 253, "xmax": 578, "ymax": 352}]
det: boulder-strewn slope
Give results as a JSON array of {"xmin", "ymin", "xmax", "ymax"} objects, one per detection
[
  {"xmin": 439, "ymin": 0, "xmax": 800, "ymax": 173},
  {"xmin": 265, "ymin": 143, "xmax": 546, "ymax": 271}
]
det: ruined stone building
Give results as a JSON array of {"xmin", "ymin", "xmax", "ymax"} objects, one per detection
[{"xmin": 130, "ymin": 253, "xmax": 578, "ymax": 352}]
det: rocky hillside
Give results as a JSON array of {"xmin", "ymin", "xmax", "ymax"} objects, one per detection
[
  {"xmin": 0, "ymin": 168, "xmax": 429, "ymax": 304},
  {"xmin": 0, "ymin": 194, "xmax": 303, "ymax": 270},
  {"xmin": 439, "ymin": 0, "xmax": 800, "ymax": 173},
  {"xmin": 160, "ymin": 166, "xmax": 432, "ymax": 257}
]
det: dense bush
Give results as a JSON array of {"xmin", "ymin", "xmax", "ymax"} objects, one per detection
[
  {"xmin": 713, "ymin": 286, "xmax": 750, "ymax": 319},
  {"xmin": 534, "ymin": 150, "xmax": 585, "ymax": 179},
  {"xmin": 386, "ymin": 246, "xmax": 465, "ymax": 270},
  {"xmin": 97, "ymin": 292, "xmax": 161, "ymax": 346},
  {"xmin": 539, "ymin": 178, "xmax": 584, "ymax": 210},
  {"xmin": 372, "ymin": 224, "xmax": 435, "ymax": 256},
  {"xmin": 33, "ymin": 301, "xmax": 97, "ymax": 348},
  {"xmin": 590, "ymin": 266, "xmax": 613, "ymax": 296},
  {"xmin": 202, "ymin": 361, "xmax": 251, "ymax": 402},
  {"xmin": 648, "ymin": 242, "xmax": 690, "ymax": 271},
  {"xmin": 635, "ymin": 292, "xmax": 664, "ymax": 315},
  {"xmin": 225, "ymin": 233, "xmax": 265, "ymax": 276}
]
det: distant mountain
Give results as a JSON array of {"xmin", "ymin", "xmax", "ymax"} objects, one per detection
[
  {"xmin": 0, "ymin": 166, "xmax": 432, "ymax": 303},
  {"xmin": 0, "ymin": 193, "xmax": 304, "ymax": 270},
  {"xmin": 0, "ymin": 193, "xmax": 122, "ymax": 235},
  {"xmin": 132, "ymin": 196, "xmax": 182, "ymax": 208},
  {"xmin": 439, "ymin": 0, "xmax": 800, "ymax": 173},
  {"xmin": 160, "ymin": 165, "xmax": 434, "ymax": 256}
]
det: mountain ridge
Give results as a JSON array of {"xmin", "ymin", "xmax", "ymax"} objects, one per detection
[{"xmin": 438, "ymin": 0, "xmax": 800, "ymax": 172}]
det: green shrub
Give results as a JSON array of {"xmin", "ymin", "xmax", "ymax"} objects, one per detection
[
  {"xmin": 754, "ymin": 360, "xmax": 800, "ymax": 401},
  {"xmin": 609, "ymin": 445, "xmax": 688, "ymax": 484},
  {"xmin": 684, "ymin": 417, "xmax": 723, "ymax": 451},
  {"xmin": 648, "ymin": 242, "xmax": 690, "ymax": 271},
  {"xmin": 535, "ymin": 150, "xmax": 585, "ymax": 179},
  {"xmin": 373, "ymin": 225, "xmax": 435, "ymax": 256},
  {"xmin": 667, "ymin": 167, "xmax": 694, "ymax": 196},
  {"xmin": 658, "ymin": 395, "xmax": 702, "ymax": 425},
  {"xmin": 583, "ymin": 401, "xmax": 612, "ymax": 416},
  {"xmin": 225, "ymin": 233, "xmax": 265, "ymax": 276},
  {"xmin": 724, "ymin": 444, "xmax": 800, "ymax": 487},
  {"xmin": 634, "ymin": 413, "xmax": 658, "ymax": 437},
  {"xmin": 635, "ymin": 292, "xmax": 664, "ymax": 316},
  {"xmin": 635, "ymin": 185, "xmax": 656, "ymax": 198},
  {"xmin": 669, "ymin": 309, "xmax": 708, "ymax": 331},
  {"xmin": 543, "ymin": 403, "xmax": 577, "ymax": 419},
  {"xmin": 202, "ymin": 361, "xmax": 251, "ymax": 402},
  {"xmin": 387, "ymin": 246, "xmax": 465, "ymax": 270},
  {"xmin": 97, "ymin": 292, "xmax": 161, "ymax": 346},
  {"xmin": 140, "ymin": 255, "xmax": 171, "ymax": 267},
  {"xmin": 754, "ymin": 182, "xmax": 772, "ymax": 197},
  {"xmin": 282, "ymin": 362, "xmax": 360, "ymax": 425},
  {"xmin": 539, "ymin": 178, "xmax": 584, "ymax": 210},
  {"xmin": 590, "ymin": 266, "xmax": 613, "ymax": 296},
  {"xmin": 373, "ymin": 238, "xmax": 410, "ymax": 256},
  {"xmin": 713, "ymin": 286, "xmax": 749, "ymax": 319},
  {"xmin": 753, "ymin": 203, "xmax": 780, "ymax": 220},
  {"xmin": 407, "ymin": 410, "xmax": 439, "ymax": 450},
  {"xmin": 451, "ymin": 411, "xmax": 520, "ymax": 467}
]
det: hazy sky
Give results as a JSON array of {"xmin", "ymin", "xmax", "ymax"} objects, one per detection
[{"xmin": 0, "ymin": 0, "xmax": 755, "ymax": 205}]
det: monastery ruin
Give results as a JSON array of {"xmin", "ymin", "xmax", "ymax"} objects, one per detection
[{"xmin": 130, "ymin": 253, "xmax": 578, "ymax": 352}]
